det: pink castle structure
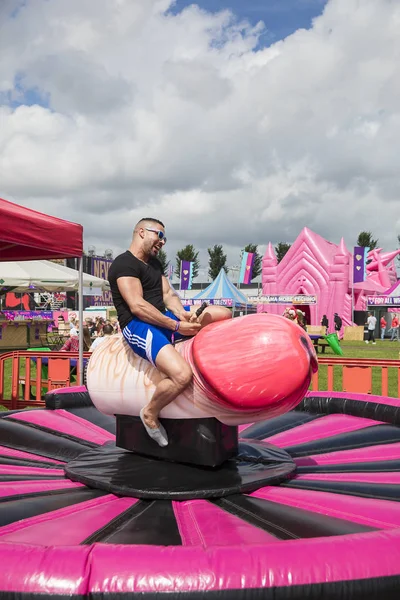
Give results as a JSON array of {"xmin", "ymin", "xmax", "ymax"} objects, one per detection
[{"xmin": 259, "ymin": 228, "xmax": 400, "ymax": 327}]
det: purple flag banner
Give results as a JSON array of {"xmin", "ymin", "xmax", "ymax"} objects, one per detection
[
  {"xmin": 353, "ymin": 246, "xmax": 369, "ymax": 284},
  {"xmin": 91, "ymin": 257, "xmax": 114, "ymax": 306},
  {"xmin": 239, "ymin": 252, "xmax": 255, "ymax": 285},
  {"xmin": 180, "ymin": 260, "xmax": 193, "ymax": 290}
]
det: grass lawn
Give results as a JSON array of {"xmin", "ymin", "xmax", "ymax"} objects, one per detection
[
  {"xmin": 314, "ymin": 339, "xmax": 400, "ymax": 397},
  {"xmin": 0, "ymin": 339, "xmax": 399, "ymax": 411},
  {"xmin": 0, "ymin": 356, "xmax": 77, "ymax": 411},
  {"xmin": 337, "ymin": 339, "xmax": 400, "ymax": 360}
]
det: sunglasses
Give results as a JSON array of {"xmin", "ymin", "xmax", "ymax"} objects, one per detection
[{"xmin": 145, "ymin": 228, "xmax": 167, "ymax": 244}]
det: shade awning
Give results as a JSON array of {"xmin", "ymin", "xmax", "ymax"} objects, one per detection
[
  {"xmin": 0, "ymin": 197, "xmax": 83, "ymax": 261},
  {"xmin": 0, "ymin": 260, "xmax": 109, "ymax": 292}
]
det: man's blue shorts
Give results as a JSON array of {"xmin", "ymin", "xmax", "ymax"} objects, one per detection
[{"xmin": 122, "ymin": 307, "xmax": 191, "ymax": 366}]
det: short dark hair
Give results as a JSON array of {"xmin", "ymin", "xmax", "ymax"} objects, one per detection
[
  {"xmin": 138, "ymin": 217, "xmax": 165, "ymax": 228},
  {"xmin": 103, "ymin": 324, "xmax": 114, "ymax": 335}
]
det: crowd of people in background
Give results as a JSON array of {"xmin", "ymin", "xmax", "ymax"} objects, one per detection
[
  {"xmin": 317, "ymin": 311, "xmax": 399, "ymax": 343},
  {"xmin": 56, "ymin": 308, "xmax": 399, "ymax": 352},
  {"xmin": 58, "ymin": 314, "xmax": 121, "ymax": 353},
  {"xmin": 365, "ymin": 312, "xmax": 399, "ymax": 343}
]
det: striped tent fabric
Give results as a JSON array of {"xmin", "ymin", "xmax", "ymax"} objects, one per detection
[{"xmin": 193, "ymin": 269, "xmax": 249, "ymax": 305}]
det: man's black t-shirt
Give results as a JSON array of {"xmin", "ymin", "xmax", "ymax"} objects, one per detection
[{"xmin": 108, "ymin": 251, "xmax": 165, "ymax": 329}]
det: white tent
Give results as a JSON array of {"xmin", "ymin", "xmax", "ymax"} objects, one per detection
[{"xmin": 0, "ymin": 260, "xmax": 109, "ymax": 293}]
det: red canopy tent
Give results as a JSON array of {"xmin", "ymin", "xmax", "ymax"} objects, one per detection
[
  {"xmin": 0, "ymin": 196, "xmax": 85, "ymax": 382},
  {"xmin": 0, "ymin": 197, "xmax": 83, "ymax": 260}
]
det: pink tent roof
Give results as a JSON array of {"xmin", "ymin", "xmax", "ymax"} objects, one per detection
[{"xmin": 0, "ymin": 197, "xmax": 83, "ymax": 262}]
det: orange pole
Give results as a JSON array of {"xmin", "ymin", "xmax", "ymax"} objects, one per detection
[
  {"xmin": 312, "ymin": 370, "xmax": 319, "ymax": 390},
  {"xmin": 76, "ymin": 359, "xmax": 80, "ymax": 388},
  {"xmin": 381, "ymin": 367, "xmax": 388, "ymax": 397},
  {"xmin": 11, "ymin": 353, "xmax": 19, "ymax": 410},
  {"xmin": 36, "ymin": 357, "xmax": 43, "ymax": 401},
  {"xmin": 327, "ymin": 364, "xmax": 334, "ymax": 391},
  {"xmin": 24, "ymin": 357, "xmax": 31, "ymax": 402}
]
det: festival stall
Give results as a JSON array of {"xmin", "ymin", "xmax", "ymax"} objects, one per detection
[
  {"xmin": 0, "ymin": 259, "xmax": 109, "ymax": 349},
  {"xmin": 0, "ymin": 310, "xmax": 65, "ymax": 350},
  {"xmin": 0, "ymin": 197, "xmax": 85, "ymax": 373}
]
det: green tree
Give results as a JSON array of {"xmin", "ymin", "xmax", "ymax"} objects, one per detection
[
  {"xmin": 175, "ymin": 244, "xmax": 200, "ymax": 281},
  {"xmin": 275, "ymin": 242, "xmax": 291, "ymax": 263},
  {"xmin": 207, "ymin": 244, "xmax": 227, "ymax": 280},
  {"xmin": 242, "ymin": 244, "xmax": 262, "ymax": 280},
  {"xmin": 357, "ymin": 231, "xmax": 378, "ymax": 251},
  {"xmin": 157, "ymin": 248, "xmax": 169, "ymax": 276}
]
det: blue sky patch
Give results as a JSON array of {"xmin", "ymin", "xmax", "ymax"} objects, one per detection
[
  {"xmin": 7, "ymin": 73, "xmax": 50, "ymax": 110},
  {"xmin": 169, "ymin": 0, "xmax": 328, "ymax": 45}
]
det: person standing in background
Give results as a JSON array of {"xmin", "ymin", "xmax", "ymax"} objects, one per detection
[
  {"xmin": 89, "ymin": 323, "xmax": 115, "ymax": 352},
  {"xmin": 380, "ymin": 315, "xmax": 387, "ymax": 340},
  {"xmin": 390, "ymin": 315, "xmax": 399, "ymax": 341},
  {"xmin": 365, "ymin": 312, "xmax": 377, "ymax": 345},
  {"xmin": 111, "ymin": 317, "xmax": 120, "ymax": 333},
  {"xmin": 321, "ymin": 314, "xmax": 329, "ymax": 333},
  {"xmin": 60, "ymin": 324, "xmax": 92, "ymax": 352},
  {"xmin": 334, "ymin": 313, "xmax": 342, "ymax": 333}
]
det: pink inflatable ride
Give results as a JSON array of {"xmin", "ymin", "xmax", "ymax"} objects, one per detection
[{"xmin": 87, "ymin": 313, "xmax": 318, "ymax": 426}]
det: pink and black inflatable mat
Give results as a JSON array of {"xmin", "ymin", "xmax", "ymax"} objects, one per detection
[{"xmin": 0, "ymin": 388, "xmax": 399, "ymax": 598}]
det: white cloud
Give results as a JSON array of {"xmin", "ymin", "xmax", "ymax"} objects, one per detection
[{"xmin": 1, "ymin": 0, "xmax": 400, "ymax": 275}]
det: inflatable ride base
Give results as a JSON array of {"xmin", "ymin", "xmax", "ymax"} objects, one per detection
[
  {"xmin": 65, "ymin": 438, "xmax": 296, "ymax": 501},
  {"xmin": 2, "ymin": 387, "xmax": 400, "ymax": 598},
  {"xmin": 115, "ymin": 414, "xmax": 238, "ymax": 467}
]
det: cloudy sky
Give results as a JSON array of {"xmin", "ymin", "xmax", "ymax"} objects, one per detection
[{"xmin": 1, "ymin": 0, "xmax": 399, "ymax": 280}]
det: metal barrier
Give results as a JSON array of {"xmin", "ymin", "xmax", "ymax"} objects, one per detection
[
  {"xmin": 1, "ymin": 352, "xmax": 399, "ymax": 411},
  {"xmin": 312, "ymin": 357, "xmax": 400, "ymax": 397},
  {"xmin": 0, "ymin": 351, "xmax": 91, "ymax": 410}
]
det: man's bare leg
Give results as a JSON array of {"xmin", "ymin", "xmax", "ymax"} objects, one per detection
[
  {"xmin": 140, "ymin": 344, "xmax": 193, "ymax": 446},
  {"xmin": 140, "ymin": 309, "xmax": 230, "ymax": 445},
  {"xmin": 197, "ymin": 305, "xmax": 232, "ymax": 327}
]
